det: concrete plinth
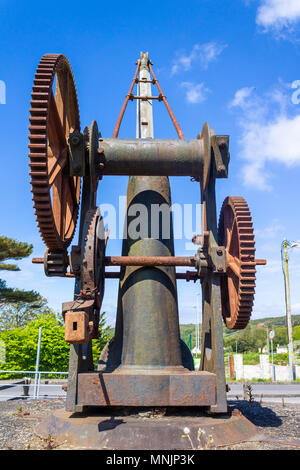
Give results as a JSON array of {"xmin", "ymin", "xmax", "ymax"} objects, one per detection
[{"xmin": 35, "ymin": 407, "xmax": 258, "ymax": 450}]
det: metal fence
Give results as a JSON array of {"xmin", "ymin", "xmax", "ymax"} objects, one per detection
[
  {"xmin": 0, "ymin": 370, "xmax": 68, "ymax": 400},
  {"xmin": 0, "ymin": 326, "xmax": 68, "ymax": 400}
]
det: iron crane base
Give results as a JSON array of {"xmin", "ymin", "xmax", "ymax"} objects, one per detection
[
  {"xmin": 76, "ymin": 370, "xmax": 216, "ymax": 408},
  {"xmin": 35, "ymin": 406, "xmax": 259, "ymax": 450}
]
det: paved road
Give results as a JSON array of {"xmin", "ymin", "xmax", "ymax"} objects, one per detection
[
  {"xmin": 0, "ymin": 383, "xmax": 66, "ymax": 401},
  {"xmin": 0, "ymin": 381, "xmax": 299, "ymax": 403},
  {"xmin": 227, "ymin": 382, "xmax": 300, "ymax": 404}
]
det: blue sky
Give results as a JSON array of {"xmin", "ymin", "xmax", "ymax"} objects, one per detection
[{"xmin": 1, "ymin": 0, "xmax": 300, "ymax": 327}]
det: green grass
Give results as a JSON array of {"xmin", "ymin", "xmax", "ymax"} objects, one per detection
[{"xmin": 242, "ymin": 352, "xmax": 260, "ymax": 365}]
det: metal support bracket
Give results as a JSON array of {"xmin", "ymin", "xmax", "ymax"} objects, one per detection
[
  {"xmin": 212, "ymin": 134, "xmax": 229, "ymax": 179},
  {"xmin": 194, "ymin": 231, "xmax": 226, "ymax": 276},
  {"xmin": 68, "ymin": 130, "xmax": 86, "ymax": 176},
  {"xmin": 62, "ymin": 298, "xmax": 96, "ymax": 344}
]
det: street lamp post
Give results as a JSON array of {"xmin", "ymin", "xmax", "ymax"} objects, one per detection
[{"xmin": 281, "ymin": 239, "xmax": 298, "ymax": 381}]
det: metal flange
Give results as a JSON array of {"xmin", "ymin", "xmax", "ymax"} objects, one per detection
[{"xmin": 86, "ymin": 120, "xmax": 101, "ymax": 192}]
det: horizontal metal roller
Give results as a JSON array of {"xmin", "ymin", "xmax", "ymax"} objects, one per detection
[{"xmin": 98, "ymin": 138, "xmax": 205, "ymax": 176}]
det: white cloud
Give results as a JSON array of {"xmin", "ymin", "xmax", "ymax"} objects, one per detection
[
  {"xmin": 256, "ymin": 219, "xmax": 285, "ymax": 239},
  {"xmin": 171, "ymin": 42, "xmax": 227, "ymax": 75},
  {"xmin": 229, "ymin": 83, "xmax": 300, "ymax": 190},
  {"xmin": 240, "ymin": 113, "xmax": 300, "ymax": 189},
  {"xmin": 256, "ymin": 0, "xmax": 300, "ymax": 33},
  {"xmin": 181, "ymin": 82, "xmax": 210, "ymax": 104},
  {"xmin": 229, "ymin": 87, "xmax": 255, "ymax": 108}
]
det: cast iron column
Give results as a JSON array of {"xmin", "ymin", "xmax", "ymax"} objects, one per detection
[{"xmin": 114, "ymin": 52, "xmax": 184, "ymax": 370}]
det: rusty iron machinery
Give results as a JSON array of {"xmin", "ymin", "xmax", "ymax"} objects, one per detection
[
  {"xmin": 30, "ymin": 52, "xmax": 266, "ymax": 413},
  {"xmin": 29, "ymin": 54, "xmax": 81, "ymax": 251},
  {"xmin": 218, "ymin": 196, "xmax": 257, "ymax": 330}
]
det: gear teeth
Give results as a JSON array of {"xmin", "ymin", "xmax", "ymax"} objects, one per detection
[
  {"xmin": 28, "ymin": 54, "xmax": 81, "ymax": 250},
  {"xmin": 80, "ymin": 208, "xmax": 105, "ymax": 301},
  {"xmin": 44, "ymin": 249, "xmax": 68, "ymax": 277},
  {"xmin": 218, "ymin": 196, "xmax": 256, "ymax": 330}
]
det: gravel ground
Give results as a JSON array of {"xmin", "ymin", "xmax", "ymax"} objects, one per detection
[
  {"xmin": 219, "ymin": 400, "xmax": 300, "ymax": 450},
  {"xmin": 0, "ymin": 399, "xmax": 299, "ymax": 450}
]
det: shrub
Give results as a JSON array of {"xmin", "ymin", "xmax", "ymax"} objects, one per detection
[
  {"xmin": 0, "ymin": 312, "xmax": 69, "ymax": 378},
  {"xmin": 0, "ymin": 311, "xmax": 112, "ymax": 378}
]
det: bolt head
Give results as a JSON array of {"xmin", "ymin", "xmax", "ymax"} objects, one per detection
[{"xmin": 71, "ymin": 135, "xmax": 80, "ymax": 146}]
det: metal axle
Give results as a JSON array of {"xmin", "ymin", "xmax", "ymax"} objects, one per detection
[{"xmin": 98, "ymin": 138, "xmax": 205, "ymax": 176}]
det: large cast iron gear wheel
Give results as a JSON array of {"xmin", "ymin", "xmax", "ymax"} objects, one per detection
[
  {"xmin": 28, "ymin": 54, "xmax": 81, "ymax": 250},
  {"xmin": 218, "ymin": 196, "xmax": 256, "ymax": 330}
]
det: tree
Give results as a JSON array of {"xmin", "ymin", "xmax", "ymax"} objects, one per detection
[
  {"xmin": 293, "ymin": 325, "xmax": 300, "ymax": 341},
  {"xmin": 275, "ymin": 327, "xmax": 288, "ymax": 345},
  {"xmin": 0, "ymin": 310, "xmax": 113, "ymax": 377},
  {"xmin": 224, "ymin": 325, "xmax": 267, "ymax": 353},
  {"xmin": 92, "ymin": 311, "xmax": 114, "ymax": 367},
  {"xmin": 0, "ymin": 300, "xmax": 50, "ymax": 330},
  {"xmin": 0, "ymin": 236, "xmax": 33, "ymax": 271},
  {"xmin": 0, "ymin": 236, "xmax": 42, "ymax": 305},
  {"xmin": 0, "ymin": 311, "xmax": 69, "ymax": 377}
]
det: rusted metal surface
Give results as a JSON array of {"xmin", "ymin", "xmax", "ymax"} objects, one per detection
[
  {"xmin": 30, "ymin": 262, "xmax": 200, "ymax": 281},
  {"xmin": 98, "ymin": 138, "xmax": 205, "ymax": 176},
  {"xmin": 27, "ymin": 52, "xmax": 266, "ymax": 416},
  {"xmin": 35, "ymin": 407, "xmax": 258, "ymax": 450},
  {"xmin": 198, "ymin": 126, "xmax": 228, "ymax": 413},
  {"xmin": 77, "ymin": 371, "xmax": 216, "ymax": 407},
  {"xmin": 129, "ymin": 94, "xmax": 163, "ymax": 100},
  {"xmin": 62, "ymin": 207, "xmax": 106, "ymax": 344},
  {"xmin": 43, "ymin": 249, "xmax": 68, "ymax": 276},
  {"xmin": 111, "ymin": 178, "xmax": 185, "ymax": 369},
  {"xmin": 29, "ymin": 54, "xmax": 81, "ymax": 250},
  {"xmin": 65, "ymin": 311, "xmax": 91, "ymax": 344},
  {"xmin": 105, "ymin": 255, "xmax": 197, "ymax": 267},
  {"xmin": 108, "ymin": 56, "xmax": 190, "ymax": 375},
  {"xmin": 218, "ymin": 196, "xmax": 265, "ymax": 330}
]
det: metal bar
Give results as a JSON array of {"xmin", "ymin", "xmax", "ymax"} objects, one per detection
[
  {"xmin": 0, "ymin": 395, "xmax": 66, "ymax": 399},
  {"xmin": 104, "ymin": 256, "xmax": 197, "ymax": 267},
  {"xmin": 33, "ymin": 327, "xmax": 42, "ymax": 399},
  {"xmin": 0, "ymin": 383, "xmax": 66, "ymax": 387},
  {"xmin": 149, "ymin": 63, "xmax": 184, "ymax": 139},
  {"xmin": 112, "ymin": 61, "xmax": 140, "ymax": 138},
  {"xmin": 106, "ymin": 270, "xmax": 200, "ymax": 280},
  {"xmin": 29, "ymin": 263, "xmax": 201, "ymax": 280},
  {"xmin": 130, "ymin": 95, "xmax": 162, "ymax": 100},
  {"xmin": 37, "ymin": 372, "xmax": 41, "ymax": 399},
  {"xmin": 32, "ymin": 258, "xmax": 44, "ymax": 264},
  {"xmin": 98, "ymin": 138, "xmax": 204, "ymax": 176},
  {"xmin": 135, "ymin": 79, "xmax": 156, "ymax": 84},
  {"xmin": 256, "ymin": 259, "xmax": 267, "ymax": 265},
  {"xmin": 0, "ymin": 370, "xmax": 68, "ymax": 374}
]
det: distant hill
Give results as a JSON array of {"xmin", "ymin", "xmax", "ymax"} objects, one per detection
[
  {"xmin": 107, "ymin": 315, "xmax": 300, "ymax": 348},
  {"xmin": 247, "ymin": 315, "xmax": 300, "ymax": 328},
  {"xmin": 180, "ymin": 315, "xmax": 300, "ymax": 346}
]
